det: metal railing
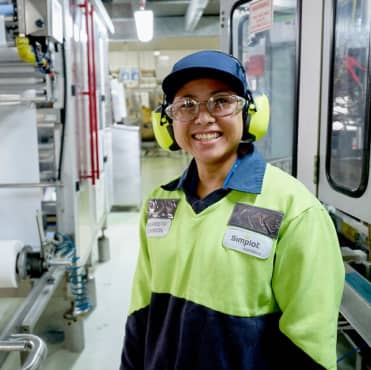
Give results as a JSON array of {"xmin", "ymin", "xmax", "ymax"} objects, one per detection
[{"xmin": 0, "ymin": 334, "xmax": 47, "ymax": 370}]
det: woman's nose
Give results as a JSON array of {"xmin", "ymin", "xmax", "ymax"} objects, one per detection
[{"xmin": 194, "ymin": 102, "xmax": 215, "ymax": 125}]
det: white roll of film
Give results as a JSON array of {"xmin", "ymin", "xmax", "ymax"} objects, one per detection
[
  {"xmin": 0, "ymin": 240, "xmax": 23, "ymax": 288},
  {"xmin": 0, "ymin": 15, "xmax": 6, "ymax": 46}
]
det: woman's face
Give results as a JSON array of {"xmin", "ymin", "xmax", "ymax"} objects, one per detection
[{"xmin": 172, "ymin": 78, "xmax": 244, "ymax": 166}]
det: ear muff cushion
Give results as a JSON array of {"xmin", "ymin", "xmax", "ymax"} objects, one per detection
[
  {"xmin": 151, "ymin": 106, "xmax": 180, "ymax": 151},
  {"xmin": 248, "ymin": 94, "xmax": 270, "ymax": 141}
]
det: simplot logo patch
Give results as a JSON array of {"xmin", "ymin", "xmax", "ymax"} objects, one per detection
[
  {"xmin": 231, "ymin": 234, "xmax": 260, "ymax": 249},
  {"xmin": 223, "ymin": 227, "xmax": 273, "ymax": 259}
]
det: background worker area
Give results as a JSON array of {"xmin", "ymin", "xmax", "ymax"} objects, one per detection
[{"xmin": 119, "ymin": 50, "xmax": 345, "ymax": 370}]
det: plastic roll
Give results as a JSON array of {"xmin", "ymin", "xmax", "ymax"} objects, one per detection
[
  {"xmin": 0, "ymin": 240, "xmax": 23, "ymax": 288},
  {"xmin": 0, "ymin": 47, "xmax": 20, "ymax": 62},
  {"xmin": 0, "ymin": 3, "xmax": 14, "ymax": 16},
  {"xmin": 0, "ymin": 15, "xmax": 5, "ymax": 46}
]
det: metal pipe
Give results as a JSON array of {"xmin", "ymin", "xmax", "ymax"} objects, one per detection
[
  {"xmin": 0, "ymin": 341, "xmax": 27, "ymax": 352},
  {"xmin": 90, "ymin": 4, "xmax": 100, "ymax": 181},
  {"xmin": 37, "ymin": 122, "xmax": 60, "ymax": 129},
  {"xmin": 91, "ymin": 0, "xmax": 114, "ymax": 34},
  {"xmin": 21, "ymin": 269, "xmax": 65, "ymax": 333},
  {"xmin": 0, "ymin": 64, "xmax": 36, "ymax": 71},
  {"xmin": 86, "ymin": 0, "xmax": 97, "ymax": 185},
  {"xmin": 0, "ymin": 267, "xmax": 64, "ymax": 368},
  {"xmin": 0, "ymin": 334, "xmax": 47, "ymax": 370},
  {"xmin": 79, "ymin": 0, "xmax": 99, "ymax": 185},
  {"xmin": 0, "ymin": 77, "xmax": 45, "ymax": 84},
  {"xmin": 0, "ymin": 89, "xmax": 46, "ymax": 94},
  {"xmin": 12, "ymin": 334, "xmax": 47, "ymax": 370},
  {"xmin": 0, "ymin": 182, "xmax": 63, "ymax": 188},
  {"xmin": 47, "ymin": 258, "xmax": 73, "ymax": 266},
  {"xmin": 0, "ymin": 95, "xmax": 47, "ymax": 103}
]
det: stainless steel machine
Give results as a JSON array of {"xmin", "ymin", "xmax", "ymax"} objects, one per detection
[{"xmin": 0, "ymin": 0, "xmax": 114, "ymax": 367}]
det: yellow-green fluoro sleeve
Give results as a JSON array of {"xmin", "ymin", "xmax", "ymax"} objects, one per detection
[{"xmin": 273, "ymin": 205, "xmax": 345, "ymax": 369}]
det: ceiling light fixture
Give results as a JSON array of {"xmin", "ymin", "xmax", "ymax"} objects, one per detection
[{"xmin": 134, "ymin": 2, "xmax": 153, "ymax": 42}]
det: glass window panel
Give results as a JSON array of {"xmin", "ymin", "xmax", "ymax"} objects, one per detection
[
  {"xmin": 231, "ymin": 0, "xmax": 299, "ymax": 175},
  {"xmin": 327, "ymin": 0, "xmax": 370, "ymax": 196}
]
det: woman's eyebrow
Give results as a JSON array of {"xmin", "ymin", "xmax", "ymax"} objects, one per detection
[
  {"xmin": 174, "ymin": 90, "xmax": 233, "ymax": 101},
  {"xmin": 173, "ymin": 94, "xmax": 194, "ymax": 102}
]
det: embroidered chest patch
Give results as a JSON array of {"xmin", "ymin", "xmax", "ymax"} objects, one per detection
[
  {"xmin": 223, "ymin": 203, "xmax": 284, "ymax": 259},
  {"xmin": 146, "ymin": 199, "xmax": 179, "ymax": 237}
]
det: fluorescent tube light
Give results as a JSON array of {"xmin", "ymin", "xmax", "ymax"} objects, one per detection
[{"xmin": 134, "ymin": 9, "xmax": 153, "ymax": 42}]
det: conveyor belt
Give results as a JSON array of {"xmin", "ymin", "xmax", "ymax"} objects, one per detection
[
  {"xmin": 340, "ymin": 264, "xmax": 371, "ymax": 347},
  {"xmin": 345, "ymin": 271, "xmax": 371, "ymax": 304}
]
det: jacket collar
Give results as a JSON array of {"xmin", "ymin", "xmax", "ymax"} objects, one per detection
[{"xmin": 162, "ymin": 144, "xmax": 267, "ymax": 194}]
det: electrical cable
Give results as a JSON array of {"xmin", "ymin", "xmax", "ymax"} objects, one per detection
[{"xmin": 337, "ymin": 343, "xmax": 369, "ymax": 363}]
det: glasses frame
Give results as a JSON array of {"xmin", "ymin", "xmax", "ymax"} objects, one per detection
[{"xmin": 165, "ymin": 94, "xmax": 246, "ymax": 122}]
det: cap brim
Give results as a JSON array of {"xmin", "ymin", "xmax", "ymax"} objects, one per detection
[{"xmin": 162, "ymin": 67, "xmax": 246, "ymax": 102}]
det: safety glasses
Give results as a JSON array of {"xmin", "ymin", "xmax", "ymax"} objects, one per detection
[{"xmin": 165, "ymin": 94, "xmax": 246, "ymax": 122}]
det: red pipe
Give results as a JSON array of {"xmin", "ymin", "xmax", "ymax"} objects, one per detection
[
  {"xmin": 80, "ymin": 0, "xmax": 97, "ymax": 184},
  {"xmin": 90, "ymin": 5, "xmax": 100, "ymax": 179}
]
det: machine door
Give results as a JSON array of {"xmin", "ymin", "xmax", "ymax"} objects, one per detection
[
  {"xmin": 221, "ymin": 0, "xmax": 300, "ymax": 175},
  {"xmin": 318, "ymin": 0, "xmax": 371, "ymax": 223}
]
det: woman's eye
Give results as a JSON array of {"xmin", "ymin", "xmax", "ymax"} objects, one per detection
[
  {"xmin": 181, "ymin": 100, "xmax": 196, "ymax": 109},
  {"xmin": 214, "ymin": 96, "xmax": 229, "ymax": 105}
]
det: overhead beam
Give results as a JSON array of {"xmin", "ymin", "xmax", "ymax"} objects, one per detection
[{"xmin": 185, "ymin": 0, "xmax": 209, "ymax": 31}]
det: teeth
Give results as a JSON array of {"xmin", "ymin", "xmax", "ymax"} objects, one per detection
[{"xmin": 194, "ymin": 132, "xmax": 220, "ymax": 140}]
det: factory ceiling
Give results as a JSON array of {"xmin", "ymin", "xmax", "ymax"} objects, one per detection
[{"xmin": 103, "ymin": 0, "xmax": 221, "ymax": 50}]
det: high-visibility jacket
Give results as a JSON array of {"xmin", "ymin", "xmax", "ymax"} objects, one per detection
[{"xmin": 120, "ymin": 151, "xmax": 345, "ymax": 370}]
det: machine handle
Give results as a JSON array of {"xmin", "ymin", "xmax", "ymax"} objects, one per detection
[{"xmin": 0, "ymin": 334, "xmax": 47, "ymax": 370}]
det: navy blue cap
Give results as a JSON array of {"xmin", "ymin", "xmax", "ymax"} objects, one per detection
[{"xmin": 162, "ymin": 50, "xmax": 249, "ymax": 102}]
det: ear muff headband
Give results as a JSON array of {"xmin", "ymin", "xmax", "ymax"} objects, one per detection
[{"xmin": 152, "ymin": 105, "xmax": 180, "ymax": 151}]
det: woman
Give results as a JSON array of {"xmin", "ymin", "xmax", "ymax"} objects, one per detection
[{"xmin": 120, "ymin": 50, "xmax": 345, "ymax": 370}]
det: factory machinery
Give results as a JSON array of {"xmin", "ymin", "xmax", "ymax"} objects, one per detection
[{"xmin": 0, "ymin": 0, "xmax": 114, "ymax": 367}]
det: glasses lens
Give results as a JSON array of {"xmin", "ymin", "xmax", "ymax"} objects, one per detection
[
  {"xmin": 167, "ymin": 98, "xmax": 198, "ymax": 121},
  {"xmin": 208, "ymin": 95, "xmax": 245, "ymax": 117}
]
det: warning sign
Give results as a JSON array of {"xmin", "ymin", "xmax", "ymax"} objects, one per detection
[{"xmin": 249, "ymin": 0, "xmax": 273, "ymax": 34}]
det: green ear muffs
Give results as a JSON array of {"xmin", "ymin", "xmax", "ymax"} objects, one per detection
[
  {"xmin": 244, "ymin": 94, "xmax": 270, "ymax": 141},
  {"xmin": 152, "ymin": 105, "xmax": 180, "ymax": 151}
]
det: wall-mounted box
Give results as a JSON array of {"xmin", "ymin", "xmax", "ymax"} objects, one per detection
[{"xmin": 17, "ymin": 0, "xmax": 63, "ymax": 43}]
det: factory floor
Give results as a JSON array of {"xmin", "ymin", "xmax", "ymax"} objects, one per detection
[{"xmin": 1, "ymin": 147, "xmax": 365, "ymax": 370}]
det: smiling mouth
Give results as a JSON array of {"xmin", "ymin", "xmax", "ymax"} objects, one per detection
[{"xmin": 193, "ymin": 132, "xmax": 221, "ymax": 141}]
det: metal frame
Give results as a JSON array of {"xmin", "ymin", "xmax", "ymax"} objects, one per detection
[{"xmin": 0, "ymin": 267, "xmax": 65, "ymax": 367}]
